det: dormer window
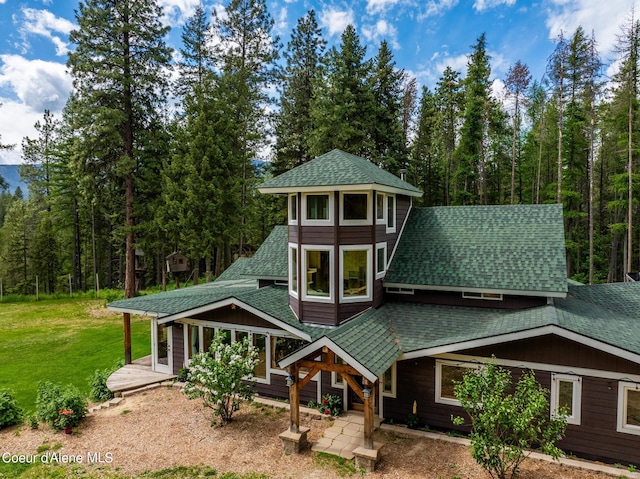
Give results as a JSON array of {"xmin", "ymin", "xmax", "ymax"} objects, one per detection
[
  {"xmin": 302, "ymin": 193, "xmax": 333, "ymax": 226},
  {"xmin": 340, "ymin": 192, "xmax": 370, "ymax": 225}
]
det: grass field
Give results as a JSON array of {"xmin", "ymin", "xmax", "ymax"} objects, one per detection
[{"xmin": 0, "ymin": 298, "xmax": 150, "ymax": 411}]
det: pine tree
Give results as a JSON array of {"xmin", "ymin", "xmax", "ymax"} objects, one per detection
[
  {"xmin": 175, "ymin": 3, "xmax": 212, "ymax": 98},
  {"xmin": 20, "ymin": 110, "xmax": 60, "ymax": 203},
  {"xmin": 67, "ymin": 0, "xmax": 172, "ymax": 302},
  {"xmin": 410, "ymin": 86, "xmax": 441, "ymax": 205}
]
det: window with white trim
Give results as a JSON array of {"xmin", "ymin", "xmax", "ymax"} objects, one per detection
[
  {"xmin": 331, "ymin": 356, "xmax": 346, "ymax": 388},
  {"xmin": 289, "ymin": 194, "xmax": 298, "ymax": 225},
  {"xmin": 376, "ymin": 193, "xmax": 385, "ymax": 224},
  {"xmin": 435, "ymin": 360, "xmax": 478, "ymax": 406},
  {"xmin": 289, "ymin": 244, "xmax": 298, "ymax": 298},
  {"xmin": 302, "ymin": 193, "xmax": 333, "ymax": 225},
  {"xmin": 340, "ymin": 192, "xmax": 371, "ymax": 225},
  {"xmin": 550, "ymin": 374, "xmax": 581, "ymax": 425},
  {"xmin": 376, "ymin": 242, "xmax": 387, "ymax": 279},
  {"xmin": 303, "ymin": 245, "xmax": 334, "ymax": 302},
  {"xmin": 340, "ymin": 245, "xmax": 372, "ymax": 302},
  {"xmin": 462, "ymin": 291, "xmax": 503, "ymax": 301},
  {"xmin": 381, "ymin": 363, "xmax": 396, "ymax": 397},
  {"xmin": 386, "ymin": 194, "xmax": 396, "ymax": 233},
  {"xmin": 618, "ymin": 381, "xmax": 640, "ymax": 435}
]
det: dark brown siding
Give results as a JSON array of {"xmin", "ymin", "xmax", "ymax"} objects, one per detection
[
  {"xmin": 339, "ymin": 226, "xmax": 374, "ymax": 245},
  {"xmin": 289, "ymin": 295, "xmax": 300, "ymax": 318},
  {"xmin": 321, "ymin": 370, "xmax": 346, "ymax": 399},
  {"xmin": 255, "ymin": 375, "xmax": 318, "ymax": 404},
  {"xmin": 383, "ymin": 355, "xmax": 640, "ymax": 465},
  {"xmin": 338, "ymin": 302, "xmax": 372, "ymax": 322},
  {"xmin": 385, "ymin": 289, "xmax": 547, "ymax": 310},
  {"xmin": 192, "ymin": 305, "xmax": 286, "ymax": 331},
  {"xmin": 300, "ymin": 226, "xmax": 334, "ymax": 244},
  {"xmin": 301, "ymin": 301, "xmax": 336, "ymax": 326},
  {"xmin": 171, "ymin": 322, "xmax": 184, "ymax": 374},
  {"xmin": 462, "ymin": 335, "xmax": 640, "ymax": 375},
  {"xmin": 373, "ymin": 278, "xmax": 384, "ymax": 308},
  {"xmin": 288, "ymin": 225, "xmax": 298, "ymax": 243}
]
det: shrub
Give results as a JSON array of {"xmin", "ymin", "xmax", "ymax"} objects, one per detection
[
  {"xmin": 184, "ymin": 331, "xmax": 258, "ymax": 426},
  {"xmin": 452, "ymin": 361, "xmax": 567, "ymax": 479},
  {"xmin": 0, "ymin": 390, "xmax": 24, "ymax": 429},
  {"xmin": 88, "ymin": 359, "xmax": 124, "ymax": 402},
  {"xmin": 36, "ymin": 382, "xmax": 88, "ymax": 431},
  {"xmin": 318, "ymin": 394, "xmax": 342, "ymax": 417}
]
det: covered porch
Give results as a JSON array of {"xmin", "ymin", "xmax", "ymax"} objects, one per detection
[{"xmin": 106, "ymin": 355, "xmax": 176, "ymax": 396}]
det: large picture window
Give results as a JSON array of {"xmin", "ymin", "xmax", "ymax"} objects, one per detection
[
  {"xmin": 551, "ymin": 374, "xmax": 581, "ymax": 425},
  {"xmin": 340, "ymin": 192, "xmax": 370, "ymax": 225},
  {"xmin": 303, "ymin": 246, "xmax": 333, "ymax": 302},
  {"xmin": 618, "ymin": 381, "xmax": 640, "ymax": 435},
  {"xmin": 435, "ymin": 360, "xmax": 477, "ymax": 406},
  {"xmin": 340, "ymin": 245, "xmax": 372, "ymax": 302}
]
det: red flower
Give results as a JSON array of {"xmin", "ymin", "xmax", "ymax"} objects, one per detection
[
  {"xmin": 59, "ymin": 409, "xmax": 73, "ymax": 416},
  {"xmin": 324, "ymin": 409, "xmax": 330, "ymax": 415},
  {"xmin": 322, "ymin": 398, "xmax": 328, "ymax": 404}
]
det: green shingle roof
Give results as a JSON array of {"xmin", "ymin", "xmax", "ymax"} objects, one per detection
[
  {"xmin": 214, "ymin": 257, "xmax": 250, "ymax": 282},
  {"xmin": 385, "ymin": 204, "xmax": 568, "ymax": 294},
  {"xmin": 259, "ymin": 149, "xmax": 422, "ymax": 196},
  {"xmin": 240, "ymin": 226, "xmax": 288, "ymax": 279}
]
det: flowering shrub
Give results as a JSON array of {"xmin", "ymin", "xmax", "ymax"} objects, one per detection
[
  {"xmin": 452, "ymin": 361, "xmax": 567, "ymax": 479},
  {"xmin": 318, "ymin": 394, "xmax": 342, "ymax": 417},
  {"xmin": 35, "ymin": 381, "xmax": 87, "ymax": 431},
  {"xmin": 184, "ymin": 331, "xmax": 258, "ymax": 426}
]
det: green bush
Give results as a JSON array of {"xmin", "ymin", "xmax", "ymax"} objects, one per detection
[
  {"xmin": 88, "ymin": 359, "xmax": 124, "ymax": 401},
  {"xmin": 36, "ymin": 381, "xmax": 88, "ymax": 431},
  {"xmin": 318, "ymin": 394, "xmax": 342, "ymax": 417},
  {"xmin": 0, "ymin": 390, "xmax": 24, "ymax": 429}
]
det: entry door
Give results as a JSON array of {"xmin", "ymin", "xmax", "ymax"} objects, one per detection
[
  {"xmin": 153, "ymin": 320, "xmax": 172, "ymax": 374},
  {"xmin": 347, "ymin": 376, "xmax": 378, "ymax": 413}
]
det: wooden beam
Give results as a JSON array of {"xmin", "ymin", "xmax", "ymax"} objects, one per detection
[
  {"xmin": 363, "ymin": 378, "xmax": 374, "ymax": 449},
  {"xmin": 297, "ymin": 359, "xmax": 361, "ymax": 376},
  {"xmin": 289, "ymin": 364, "xmax": 299, "ymax": 433},
  {"xmin": 297, "ymin": 365, "xmax": 321, "ymax": 391},
  {"xmin": 123, "ymin": 313, "xmax": 132, "ymax": 364},
  {"xmin": 340, "ymin": 373, "xmax": 364, "ymax": 402}
]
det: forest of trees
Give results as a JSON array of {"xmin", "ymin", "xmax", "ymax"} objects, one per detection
[{"xmin": 1, "ymin": 0, "xmax": 640, "ymax": 296}]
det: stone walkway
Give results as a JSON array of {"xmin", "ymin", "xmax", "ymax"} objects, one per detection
[{"xmin": 311, "ymin": 412, "xmax": 381, "ymax": 460}]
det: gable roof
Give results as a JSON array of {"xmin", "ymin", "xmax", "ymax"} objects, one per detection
[
  {"xmin": 239, "ymin": 226, "xmax": 288, "ymax": 280},
  {"xmin": 258, "ymin": 149, "xmax": 422, "ymax": 197},
  {"xmin": 385, "ymin": 204, "xmax": 568, "ymax": 296}
]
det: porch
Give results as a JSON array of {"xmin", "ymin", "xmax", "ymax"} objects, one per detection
[{"xmin": 106, "ymin": 355, "xmax": 177, "ymax": 395}]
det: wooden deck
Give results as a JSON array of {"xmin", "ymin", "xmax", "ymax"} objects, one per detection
[{"xmin": 106, "ymin": 356, "xmax": 176, "ymax": 394}]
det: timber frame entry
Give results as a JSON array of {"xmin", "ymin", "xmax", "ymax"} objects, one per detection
[{"xmin": 282, "ymin": 346, "xmax": 377, "ymax": 453}]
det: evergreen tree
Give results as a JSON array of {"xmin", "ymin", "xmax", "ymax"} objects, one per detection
[
  {"xmin": 410, "ymin": 86, "xmax": 441, "ymax": 205},
  {"xmin": 20, "ymin": 110, "xmax": 60, "ymax": 203},
  {"xmin": 273, "ymin": 10, "xmax": 326, "ymax": 175},
  {"xmin": 67, "ymin": 0, "xmax": 172, "ymax": 300},
  {"xmin": 175, "ymin": 3, "xmax": 212, "ymax": 98}
]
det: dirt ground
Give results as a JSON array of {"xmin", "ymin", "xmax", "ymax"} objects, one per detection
[{"xmin": 0, "ymin": 387, "xmax": 628, "ymax": 478}]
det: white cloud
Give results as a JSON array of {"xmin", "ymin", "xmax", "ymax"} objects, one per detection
[
  {"xmin": 418, "ymin": 0, "xmax": 459, "ymax": 20},
  {"xmin": 473, "ymin": 0, "xmax": 515, "ymax": 12},
  {"xmin": 274, "ymin": 6, "xmax": 289, "ymax": 36},
  {"xmin": 18, "ymin": 8, "xmax": 75, "ymax": 56},
  {"xmin": 159, "ymin": 0, "xmax": 200, "ymax": 27},
  {"xmin": 366, "ymin": 0, "xmax": 400, "ymax": 15},
  {"xmin": 545, "ymin": 0, "xmax": 640, "ymax": 59},
  {"xmin": 319, "ymin": 7, "xmax": 354, "ymax": 37},
  {"xmin": 362, "ymin": 20, "xmax": 400, "ymax": 50},
  {"xmin": 0, "ymin": 100, "xmax": 46, "ymax": 164}
]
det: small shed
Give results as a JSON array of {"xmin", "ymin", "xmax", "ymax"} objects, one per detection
[{"xmin": 166, "ymin": 252, "xmax": 189, "ymax": 273}]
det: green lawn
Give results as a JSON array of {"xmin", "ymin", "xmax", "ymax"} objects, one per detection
[{"xmin": 0, "ymin": 298, "xmax": 150, "ymax": 411}]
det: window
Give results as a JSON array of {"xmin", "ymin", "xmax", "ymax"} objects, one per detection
[
  {"xmin": 462, "ymin": 292, "xmax": 504, "ymax": 301},
  {"xmin": 376, "ymin": 242, "xmax": 387, "ymax": 279},
  {"xmin": 376, "ymin": 193, "xmax": 385, "ymax": 223},
  {"xmin": 381, "ymin": 363, "xmax": 396, "ymax": 397},
  {"xmin": 436, "ymin": 360, "xmax": 477, "ymax": 406},
  {"xmin": 386, "ymin": 194, "xmax": 396, "ymax": 233},
  {"xmin": 340, "ymin": 192, "xmax": 371, "ymax": 225},
  {"xmin": 289, "ymin": 245, "xmax": 298, "ymax": 297},
  {"xmin": 303, "ymin": 246, "xmax": 333, "ymax": 302},
  {"xmin": 271, "ymin": 336, "xmax": 308, "ymax": 370},
  {"xmin": 551, "ymin": 374, "xmax": 581, "ymax": 425},
  {"xmin": 203, "ymin": 327, "xmax": 215, "ymax": 353},
  {"xmin": 331, "ymin": 356, "xmax": 346, "ymax": 388},
  {"xmin": 618, "ymin": 382, "xmax": 640, "ymax": 435},
  {"xmin": 340, "ymin": 245, "xmax": 372, "ymax": 302},
  {"xmin": 289, "ymin": 194, "xmax": 297, "ymax": 225},
  {"xmin": 187, "ymin": 324, "xmax": 199, "ymax": 360},
  {"xmin": 253, "ymin": 333, "xmax": 267, "ymax": 379},
  {"xmin": 301, "ymin": 193, "xmax": 334, "ymax": 226}
]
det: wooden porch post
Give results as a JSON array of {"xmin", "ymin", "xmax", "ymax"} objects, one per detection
[
  {"xmin": 363, "ymin": 378, "xmax": 374, "ymax": 450},
  {"xmin": 289, "ymin": 363, "xmax": 300, "ymax": 433},
  {"xmin": 123, "ymin": 312, "xmax": 132, "ymax": 364}
]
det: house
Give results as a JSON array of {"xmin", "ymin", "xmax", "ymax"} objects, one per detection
[{"xmin": 108, "ymin": 149, "xmax": 640, "ymax": 467}]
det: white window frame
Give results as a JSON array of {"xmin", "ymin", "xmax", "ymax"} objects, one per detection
[
  {"xmin": 340, "ymin": 191, "xmax": 372, "ymax": 226},
  {"xmin": 376, "ymin": 242, "xmax": 387, "ymax": 279},
  {"xmin": 301, "ymin": 193, "xmax": 334, "ymax": 226},
  {"xmin": 550, "ymin": 374, "xmax": 581, "ymax": 425},
  {"xmin": 376, "ymin": 193, "xmax": 386, "ymax": 225},
  {"xmin": 331, "ymin": 371, "xmax": 345, "ymax": 388},
  {"xmin": 435, "ymin": 359, "xmax": 478, "ymax": 406},
  {"xmin": 339, "ymin": 244, "xmax": 373, "ymax": 303},
  {"xmin": 386, "ymin": 194, "xmax": 396, "ymax": 234},
  {"xmin": 289, "ymin": 194, "xmax": 298, "ymax": 225},
  {"xmin": 381, "ymin": 362, "xmax": 397, "ymax": 398},
  {"xmin": 462, "ymin": 291, "xmax": 504, "ymax": 301},
  {"xmin": 618, "ymin": 381, "xmax": 640, "ymax": 435},
  {"xmin": 302, "ymin": 244, "xmax": 334, "ymax": 303},
  {"xmin": 288, "ymin": 243, "xmax": 298, "ymax": 299}
]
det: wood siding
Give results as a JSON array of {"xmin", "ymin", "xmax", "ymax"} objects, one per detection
[
  {"xmin": 383, "ymin": 354, "xmax": 640, "ymax": 465},
  {"xmin": 171, "ymin": 323, "xmax": 184, "ymax": 374},
  {"xmin": 385, "ymin": 289, "xmax": 547, "ymax": 310},
  {"xmin": 192, "ymin": 305, "xmax": 286, "ymax": 331},
  {"xmin": 300, "ymin": 301, "xmax": 336, "ymax": 326},
  {"xmin": 338, "ymin": 301, "xmax": 372, "ymax": 322}
]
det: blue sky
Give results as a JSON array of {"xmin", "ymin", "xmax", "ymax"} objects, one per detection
[{"xmin": 0, "ymin": 0, "xmax": 638, "ymax": 165}]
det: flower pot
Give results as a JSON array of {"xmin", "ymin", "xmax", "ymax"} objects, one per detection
[{"xmin": 64, "ymin": 426, "xmax": 72, "ymax": 434}]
